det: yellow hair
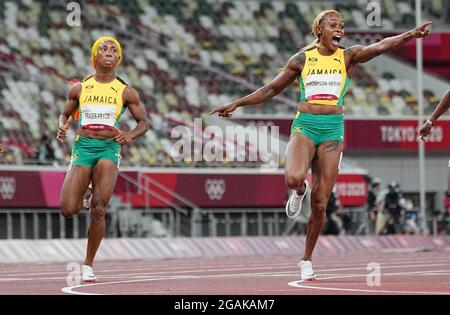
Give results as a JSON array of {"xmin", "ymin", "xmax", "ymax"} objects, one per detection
[
  {"xmin": 300, "ymin": 10, "xmax": 341, "ymax": 52},
  {"xmin": 91, "ymin": 36, "xmax": 122, "ymax": 68}
]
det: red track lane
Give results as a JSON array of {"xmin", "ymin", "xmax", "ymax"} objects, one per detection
[{"xmin": 1, "ymin": 251, "xmax": 450, "ymax": 295}]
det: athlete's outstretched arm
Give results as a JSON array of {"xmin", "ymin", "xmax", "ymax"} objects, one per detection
[
  {"xmin": 209, "ymin": 52, "xmax": 305, "ymax": 117},
  {"xmin": 114, "ymin": 87, "xmax": 149, "ymax": 145},
  {"xmin": 347, "ymin": 22, "xmax": 431, "ymax": 64},
  {"xmin": 419, "ymin": 89, "xmax": 450, "ymax": 139},
  {"xmin": 57, "ymin": 83, "xmax": 81, "ymax": 142}
]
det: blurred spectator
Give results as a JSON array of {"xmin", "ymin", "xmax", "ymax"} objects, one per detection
[
  {"xmin": 35, "ymin": 134, "xmax": 56, "ymax": 165},
  {"xmin": 156, "ymin": 150, "xmax": 173, "ymax": 167},
  {"xmin": 443, "ymin": 192, "xmax": 450, "ymax": 233},
  {"xmin": 444, "ymin": 191, "xmax": 450, "ymax": 215},
  {"xmin": 375, "ymin": 181, "xmax": 405, "ymax": 235},
  {"xmin": 402, "ymin": 197, "xmax": 420, "ymax": 234},
  {"xmin": 367, "ymin": 177, "xmax": 382, "ymax": 234},
  {"xmin": 323, "ymin": 188, "xmax": 347, "ymax": 235}
]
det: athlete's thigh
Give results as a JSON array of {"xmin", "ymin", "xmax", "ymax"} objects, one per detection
[
  {"xmin": 91, "ymin": 159, "xmax": 119, "ymax": 207},
  {"xmin": 284, "ymin": 134, "xmax": 316, "ymax": 179},
  {"xmin": 311, "ymin": 141, "xmax": 343, "ymax": 200},
  {"xmin": 60, "ymin": 165, "xmax": 92, "ymax": 212}
]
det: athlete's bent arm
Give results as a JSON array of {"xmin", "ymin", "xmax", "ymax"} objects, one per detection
[
  {"xmin": 419, "ymin": 89, "xmax": 450, "ymax": 139},
  {"xmin": 114, "ymin": 87, "xmax": 149, "ymax": 145},
  {"xmin": 209, "ymin": 52, "xmax": 305, "ymax": 117},
  {"xmin": 346, "ymin": 22, "xmax": 431, "ymax": 64},
  {"xmin": 57, "ymin": 83, "xmax": 81, "ymax": 142}
]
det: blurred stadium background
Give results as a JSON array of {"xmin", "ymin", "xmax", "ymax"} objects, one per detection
[{"xmin": 1, "ymin": 0, "xmax": 450, "ymax": 263}]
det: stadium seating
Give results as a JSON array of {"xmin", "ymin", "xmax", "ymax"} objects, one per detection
[{"xmin": 0, "ymin": 0, "xmax": 447, "ymax": 166}]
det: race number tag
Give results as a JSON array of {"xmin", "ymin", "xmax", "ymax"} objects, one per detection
[{"xmin": 80, "ymin": 105, "xmax": 116, "ymax": 129}]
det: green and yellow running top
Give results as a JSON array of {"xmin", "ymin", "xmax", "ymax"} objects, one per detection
[
  {"xmin": 78, "ymin": 75, "xmax": 128, "ymax": 130},
  {"xmin": 299, "ymin": 47, "xmax": 350, "ymax": 106}
]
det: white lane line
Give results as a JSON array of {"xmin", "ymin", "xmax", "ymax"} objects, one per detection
[
  {"xmin": 288, "ymin": 269, "xmax": 450, "ymax": 295},
  {"xmin": 60, "ymin": 262, "xmax": 450, "ymax": 295},
  {"xmin": 61, "ymin": 270, "xmax": 318, "ymax": 295},
  {"xmin": 7, "ymin": 261, "xmax": 449, "ymax": 283},
  {"xmin": 8, "ymin": 264, "xmax": 450, "ymax": 284},
  {"xmin": 0, "ymin": 257, "xmax": 449, "ymax": 279},
  {"xmin": 5, "ymin": 256, "xmax": 450, "ymax": 279},
  {"xmin": 0, "ymin": 258, "xmax": 448, "ymax": 283}
]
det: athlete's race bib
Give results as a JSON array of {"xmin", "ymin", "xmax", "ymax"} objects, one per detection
[
  {"xmin": 80, "ymin": 104, "xmax": 116, "ymax": 130},
  {"xmin": 303, "ymin": 74, "xmax": 341, "ymax": 102}
]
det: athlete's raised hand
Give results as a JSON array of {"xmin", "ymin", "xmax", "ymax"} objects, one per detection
[
  {"xmin": 419, "ymin": 91, "xmax": 450, "ymax": 140},
  {"xmin": 419, "ymin": 120, "xmax": 433, "ymax": 139},
  {"xmin": 412, "ymin": 21, "xmax": 432, "ymax": 38},
  {"xmin": 209, "ymin": 102, "xmax": 240, "ymax": 118},
  {"xmin": 348, "ymin": 21, "xmax": 432, "ymax": 65}
]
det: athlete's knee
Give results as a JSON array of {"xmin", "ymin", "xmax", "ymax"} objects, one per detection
[
  {"xmin": 60, "ymin": 206, "xmax": 77, "ymax": 218},
  {"xmin": 310, "ymin": 198, "xmax": 327, "ymax": 221},
  {"xmin": 285, "ymin": 171, "xmax": 307, "ymax": 190},
  {"xmin": 91, "ymin": 200, "xmax": 107, "ymax": 220}
]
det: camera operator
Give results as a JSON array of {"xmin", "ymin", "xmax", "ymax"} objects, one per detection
[
  {"xmin": 375, "ymin": 181, "xmax": 405, "ymax": 235},
  {"xmin": 367, "ymin": 177, "xmax": 382, "ymax": 234}
]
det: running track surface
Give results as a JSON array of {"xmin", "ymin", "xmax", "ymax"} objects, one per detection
[{"xmin": 1, "ymin": 251, "xmax": 450, "ymax": 295}]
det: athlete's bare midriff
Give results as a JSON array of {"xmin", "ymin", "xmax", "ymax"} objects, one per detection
[
  {"xmin": 77, "ymin": 128, "xmax": 119, "ymax": 140},
  {"xmin": 298, "ymin": 102, "xmax": 344, "ymax": 115}
]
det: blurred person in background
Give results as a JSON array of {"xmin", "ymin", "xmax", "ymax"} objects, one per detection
[
  {"xmin": 36, "ymin": 134, "xmax": 56, "ymax": 165},
  {"xmin": 209, "ymin": 9, "xmax": 431, "ymax": 280},
  {"xmin": 367, "ymin": 177, "xmax": 382, "ymax": 234},
  {"xmin": 376, "ymin": 181, "xmax": 405, "ymax": 235},
  {"xmin": 56, "ymin": 36, "xmax": 149, "ymax": 283},
  {"xmin": 403, "ymin": 197, "xmax": 420, "ymax": 234},
  {"xmin": 322, "ymin": 187, "xmax": 344, "ymax": 235},
  {"xmin": 444, "ymin": 191, "xmax": 450, "ymax": 215},
  {"xmin": 443, "ymin": 192, "xmax": 450, "ymax": 233}
]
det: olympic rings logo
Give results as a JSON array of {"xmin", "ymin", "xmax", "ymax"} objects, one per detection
[
  {"xmin": 0, "ymin": 177, "xmax": 16, "ymax": 200},
  {"xmin": 205, "ymin": 179, "xmax": 226, "ymax": 200}
]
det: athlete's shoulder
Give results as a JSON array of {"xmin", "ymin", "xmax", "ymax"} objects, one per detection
[
  {"xmin": 286, "ymin": 51, "xmax": 306, "ymax": 72},
  {"xmin": 68, "ymin": 81, "xmax": 82, "ymax": 99},
  {"xmin": 122, "ymin": 85, "xmax": 140, "ymax": 106},
  {"xmin": 303, "ymin": 46, "xmax": 316, "ymax": 53},
  {"xmin": 80, "ymin": 75, "xmax": 94, "ymax": 83},
  {"xmin": 115, "ymin": 76, "xmax": 128, "ymax": 86},
  {"xmin": 301, "ymin": 46, "xmax": 317, "ymax": 54}
]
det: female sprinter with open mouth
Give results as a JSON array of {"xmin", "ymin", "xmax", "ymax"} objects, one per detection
[{"xmin": 210, "ymin": 10, "xmax": 431, "ymax": 280}]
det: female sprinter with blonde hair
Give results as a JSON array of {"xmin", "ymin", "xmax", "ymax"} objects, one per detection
[
  {"xmin": 57, "ymin": 36, "xmax": 149, "ymax": 282},
  {"xmin": 210, "ymin": 10, "xmax": 431, "ymax": 280}
]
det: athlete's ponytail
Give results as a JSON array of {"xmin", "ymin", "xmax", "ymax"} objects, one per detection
[{"xmin": 299, "ymin": 9, "xmax": 341, "ymax": 52}]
